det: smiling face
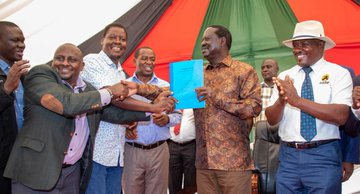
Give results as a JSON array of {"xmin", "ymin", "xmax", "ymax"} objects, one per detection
[
  {"xmin": 52, "ymin": 44, "xmax": 84, "ymax": 87},
  {"xmin": 201, "ymin": 27, "xmax": 223, "ymax": 60},
  {"xmin": 292, "ymin": 39, "xmax": 325, "ymax": 67},
  {"xmin": 134, "ymin": 48, "xmax": 155, "ymax": 79},
  {"xmin": 0, "ymin": 25, "xmax": 25, "ymax": 65},
  {"xmin": 101, "ymin": 26, "xmax": 127, "ymax": 64}
]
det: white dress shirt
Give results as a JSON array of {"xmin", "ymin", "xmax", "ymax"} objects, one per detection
[
  {"xmin": 170, "ymin": 109, "xmax": 196, "ymax": 143},
  {"xmin": 352, "ymin": 107, "xmax": 360, "ymax": 120},
  {"xmin": 269, "ymin": 58, "xmax": 353, "ymax": 142}
]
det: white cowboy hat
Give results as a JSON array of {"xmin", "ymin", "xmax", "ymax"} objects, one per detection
[{"xmin": 282, "ymin": 20, "xmax": 336, "ymax": 50}]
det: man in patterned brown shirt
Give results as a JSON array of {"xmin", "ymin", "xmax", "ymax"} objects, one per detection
[{"xmin": 194, "ymin": 25, "xmax": 262, "ymax": 194}]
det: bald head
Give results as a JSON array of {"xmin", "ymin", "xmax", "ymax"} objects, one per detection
[
  {"xmin": 261, "ymin": 58, "xmax": 279, "ymax": 85},
  {"xmin": 53, "ymin": 43, "xmax": 83, "ymax": 59},
  {"xmin": 52, "ymin": 43, "xmax": 84, "ymax": 87}
]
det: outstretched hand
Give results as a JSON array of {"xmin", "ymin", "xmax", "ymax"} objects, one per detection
[
  {"xmin": 152, "ymin": 91, "xmax": 177, "ymax": 113},
  {"xmin": 108, "ymin": 82, "xmax": 129, "ymax": 101},
  {"xmin": 120, "ymin": 80, "xmax": 138, "ymax": 96}
]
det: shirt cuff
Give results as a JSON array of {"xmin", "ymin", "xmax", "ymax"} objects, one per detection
[
  {"xmin": 351, "ymin": 107, "xmax": 360, "ymax": 120},
  {"xmin": 99, "ymin": 89, "xmax": 112, "ymax": 106}
]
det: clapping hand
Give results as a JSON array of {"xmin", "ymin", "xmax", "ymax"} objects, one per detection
[{"xmin": 4, "ymin": 60, "xmax": 30, "ymax": 94}]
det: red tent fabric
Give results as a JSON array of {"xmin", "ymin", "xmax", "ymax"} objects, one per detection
[
  {"xmin": 288, "ymin": 0, "xmax": 360, "ymax": 74},
  {"xmin": 122, "ymin": 0, "xmax": 210, "ymax": 80},
  {"xmin": 122, "ymin": 0, "xmax": 360, "ymax": 79}
]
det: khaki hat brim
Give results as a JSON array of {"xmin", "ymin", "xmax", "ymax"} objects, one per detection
[{"xmin": 282, "ymin": 36, "xmax": 336, "ymax": 50}]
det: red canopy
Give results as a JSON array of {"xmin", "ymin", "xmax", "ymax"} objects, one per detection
[{"xmin": 288, "ymin": 0, "xmax": 360, "ymax": 74}]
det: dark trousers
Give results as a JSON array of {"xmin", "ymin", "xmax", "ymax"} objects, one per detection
[
  {"xmin": 168, "ymin": 140, "xmax": 196, "ymax": 194},
  {"xmin": 0, "ymin": 167, "xmax": 11, "ymax": 194},
  {"xmin": 276, "ymin": 141, "xmax": 342, "ymax": 194},
  {"xmin": 12, "ymin": 162, "xmax": 80, "ymax": 194}
]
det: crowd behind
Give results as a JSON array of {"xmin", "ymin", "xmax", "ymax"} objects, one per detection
[{"xmin": 0, "ymin": 19, "xmax": 359, "ymax": 194}]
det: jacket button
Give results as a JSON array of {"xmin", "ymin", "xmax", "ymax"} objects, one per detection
[
  {"xmin": 63, "ymin": 151, "xmax": 68, "ymax": 155},
  {"xmin": 70, "ymin": 132, "xmax": 74, "ymax": 137}
]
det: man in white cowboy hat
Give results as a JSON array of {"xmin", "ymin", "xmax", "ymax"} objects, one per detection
[{"xmin": 265, "ymin": 20, "xmax": 353, "ymax": 193}]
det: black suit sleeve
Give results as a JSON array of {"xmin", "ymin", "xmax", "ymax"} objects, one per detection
[
  {"xmin": 343, "ymin": 108, "xmax": 360, "ymax": 137},
  {"xmin": 0, "ymin": 73, "xmax": 15, "ymax": 113},
  {"xmin": 343, "ymin": 75, "xmax": 360, "ymax": 137},
  {"xmin": 100, "ymin": 106, "xmax": 150, "ymax": 124}
]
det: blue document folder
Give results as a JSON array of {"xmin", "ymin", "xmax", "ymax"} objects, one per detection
[{"xmin": 170, "ymin": 59, "xmax": 205, "ymax": 109}]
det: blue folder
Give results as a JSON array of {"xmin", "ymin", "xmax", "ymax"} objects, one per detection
[{"xmin": 169, "ymin": 59, "xmax": 205, "ymax": 109}]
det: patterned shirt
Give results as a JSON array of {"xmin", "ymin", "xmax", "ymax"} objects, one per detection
[
  {"xmin": 254, "ymin": 82, "xmax": 273, "ymax": 123},
  {"xmin": 126, "ymin": 73, "xmax": 181, "ymax": 145},
  {"xmin": 80, "ymin": 50, "xmax": 127, "ymax": 166},
  {"xmin": 193, "ymin": 55, "xmax": 261, "ymax": 171}
]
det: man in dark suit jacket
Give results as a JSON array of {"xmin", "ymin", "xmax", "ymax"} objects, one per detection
[
  {"xmin": 344, "ymin": 75, "xmax": 360, "ymax": 137},
  {"xmin": 0, "ymin": 21, "xmax": 30, "ymax": 194},
  {"xmin": 339, "ymin": 66, "xmax": 360, "ymax": 182},
  {"xmin": 3, "ymin": 43, "xmax": 167, "ymax": 193}
]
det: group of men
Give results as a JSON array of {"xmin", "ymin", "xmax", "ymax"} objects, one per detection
[{"xmin": 1, "ymin": 18, "xmax": 360, "ymax": 194}]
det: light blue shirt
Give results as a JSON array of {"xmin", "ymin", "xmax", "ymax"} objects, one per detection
[
  {"xmin": 126, "ymin": 73, "xmax": 182, "ymax": 145},
  {"xmin": 0, "ymin": 59, "xmax": 24, "ymax": 129}
]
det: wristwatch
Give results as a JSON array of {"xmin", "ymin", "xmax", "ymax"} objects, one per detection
[{"xmin": 106, "ymin": 88, "xmax": 114, "ymax": 99}]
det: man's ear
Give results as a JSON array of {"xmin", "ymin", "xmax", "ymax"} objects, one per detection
[
  {"xmin": 220, "ymin": 36, "xmax": 227, "ymax": 47},
  {"xmin": 100, "ymin": 37, "xmax": 105, "ymax": 47},
  {"xmin": 80, "ymin": 61, "xmax": 85, "ymax": 71}
]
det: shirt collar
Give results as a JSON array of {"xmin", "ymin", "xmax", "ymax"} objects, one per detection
[
  {"xmin": 62, "ymin": 77, "xmax": 87, "ymax": 92},
  {"xmin": 205, "ymin": 55, "xmax": 232, "ymax": 70},
  {"xmin": 296, "ymin": 57, "xmax": 325, "ymax": 74},
  {"xmin": 0, "ymin": 59, "xmax": 10, "ymax": 74},
  {"xmin": 99, "ymin": 50, "xmax": 123, "ymax": 71},
  {"xmin": 130, "ymin": 73, "xmax": 159, "ymax": 84},
  {"xmin": 261, "ymin": 81, "xmax": 274, "ymax": 88}
]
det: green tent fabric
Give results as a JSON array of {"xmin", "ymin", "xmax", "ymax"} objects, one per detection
[{"xmin": 192, "ymin": 0, "xmax": 298, "ymax": 79}]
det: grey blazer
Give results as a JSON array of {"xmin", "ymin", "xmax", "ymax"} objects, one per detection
[{"xmin": 4, "ymin": 64, "xmax": 148, "ymax": 192}]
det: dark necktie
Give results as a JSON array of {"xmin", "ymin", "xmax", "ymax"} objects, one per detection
[{"xmin": 300, "ymin": 67, "xmax": 317, "ymax": 141}]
